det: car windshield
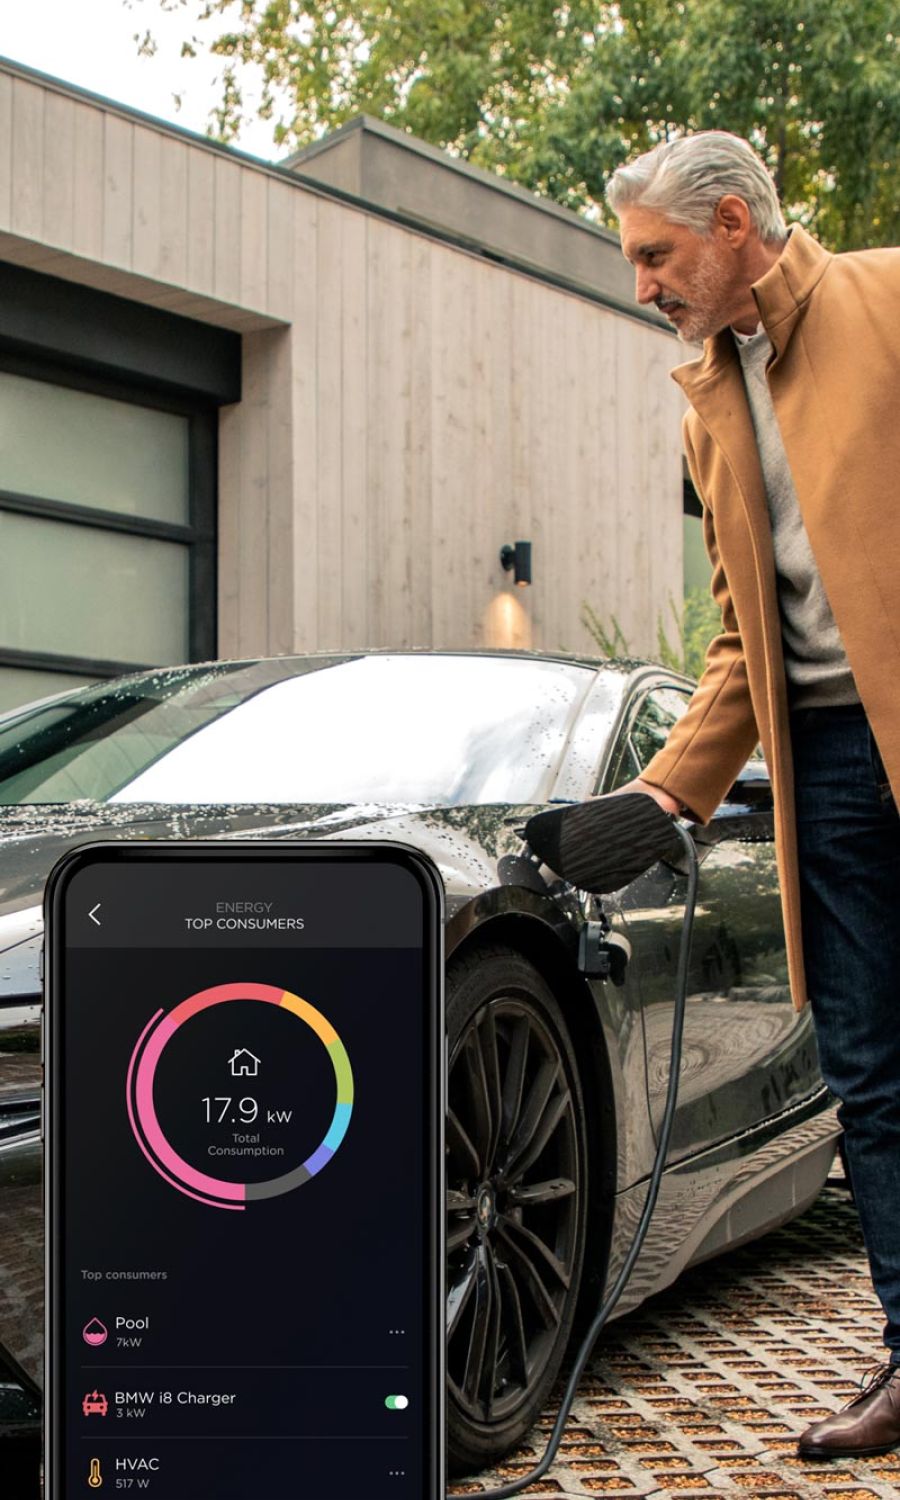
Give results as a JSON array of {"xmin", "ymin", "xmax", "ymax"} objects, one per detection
[{"xmin": 0, "ymin": 654, "xmax": 599, "ymax": 807}]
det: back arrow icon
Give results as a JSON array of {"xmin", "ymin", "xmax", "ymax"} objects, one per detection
[{"xmin": 89, "ymin": 904, "xmax": 102, "ymax": 926}]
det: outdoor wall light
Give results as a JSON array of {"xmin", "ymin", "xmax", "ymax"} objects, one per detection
[{"xmin": 499, "ymin": 540, "xmax": 532, "ymax": 586}]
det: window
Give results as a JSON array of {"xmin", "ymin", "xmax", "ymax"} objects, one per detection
[
  {"xmin": 0, "ymin": 261, "xmax": 237, "ymax": 715},
  {"xmin": 630, "ymin": 687, "xmax": 692, "ymax": 770},
  {"xmin": 0, "ymin": 655, "xmax": 597, "ymax": 807},
  {"xmin": 608, "ymin": 737, "xmax": 640, "ymax": 791},
  {"xmin": 0, "ymin": 365, "xmax": 214, "ymax": 714},
  {"xmin": 603, "ymin": 684, "xmax": 692, "ymax": 791}
]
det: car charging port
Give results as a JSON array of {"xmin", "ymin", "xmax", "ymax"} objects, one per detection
[{"xmin": 577, "ymin": 921, "xmax": 631, "ymax": 982}]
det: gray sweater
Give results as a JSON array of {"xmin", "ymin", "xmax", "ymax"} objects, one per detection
[{"xmin": 734, "ymin": 326, "xmax": 859, "ymax": 708}]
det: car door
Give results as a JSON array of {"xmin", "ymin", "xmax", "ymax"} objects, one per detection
[{"xmin": 601, "ymin": 678, "xmax": 820, "ymax": 1163}]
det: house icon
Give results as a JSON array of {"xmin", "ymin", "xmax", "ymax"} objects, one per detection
[{"xmin": 228, "ymin": 1048, "xmax": 261, "ymax": 1077}]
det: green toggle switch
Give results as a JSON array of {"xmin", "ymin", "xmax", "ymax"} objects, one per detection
[{"xmin": 385, "ymin": 1394, "xmax": 409, "ymax": 1410}]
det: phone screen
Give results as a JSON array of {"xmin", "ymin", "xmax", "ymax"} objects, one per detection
[{"xmin": 45, "ymin": 843, "xmax": 444, "ymax": 1500}]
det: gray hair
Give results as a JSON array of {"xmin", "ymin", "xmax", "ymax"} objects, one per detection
[{"xmin": 606, "ymin": 132, "xmax": 787, "ymax": 243}]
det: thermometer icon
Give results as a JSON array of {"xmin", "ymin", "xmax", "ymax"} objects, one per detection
[{"xmin": 88, "ymin": 1457, "xmax": 103, "ymax": 1487}]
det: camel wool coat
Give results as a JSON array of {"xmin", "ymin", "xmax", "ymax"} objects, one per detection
[{"xmin": 641, "ymin": 223, "xmax": 900, "ymax": 1011}]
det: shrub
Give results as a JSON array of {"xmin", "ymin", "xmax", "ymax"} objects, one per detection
[{"xmin": 581, "ymin": 588, "xmax": 721, "ymax": 681}]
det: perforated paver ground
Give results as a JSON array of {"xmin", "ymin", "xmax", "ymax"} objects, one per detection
[{"xmin": 449, "ymin": 1172, "xmax": 900, "ymax": 1499}]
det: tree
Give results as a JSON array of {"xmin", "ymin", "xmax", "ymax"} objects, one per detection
[{"xmin": 133, "ymin": 0, "xmax": 900, "ymax": 249}]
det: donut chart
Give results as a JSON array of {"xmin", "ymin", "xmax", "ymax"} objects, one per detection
[{"xmin": 126, "ymin": 982, "xmax": 354, "ymax": 1210}]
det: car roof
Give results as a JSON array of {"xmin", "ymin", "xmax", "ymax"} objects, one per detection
[{"xmin": 136, "ymin": 645, "xmax": 694, "ymax": 687}]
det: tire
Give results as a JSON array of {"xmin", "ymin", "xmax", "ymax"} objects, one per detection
[{"xmin": 445, "ymin": 945, "xmax": 589, "ymax": 1476}]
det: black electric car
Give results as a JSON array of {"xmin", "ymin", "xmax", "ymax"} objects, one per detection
[{"xmin": 0, "ymin": 649, "xmax": 838, "ymax": 1477}]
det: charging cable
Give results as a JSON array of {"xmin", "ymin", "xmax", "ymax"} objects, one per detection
[{"xmin": 460, "ymin": 817, "xmax": 699, "ymax": 1499}]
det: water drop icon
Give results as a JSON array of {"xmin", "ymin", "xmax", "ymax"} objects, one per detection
[{"xmin": 82, "ymin": 1318, "xmax": 108, "ymax": 1347}]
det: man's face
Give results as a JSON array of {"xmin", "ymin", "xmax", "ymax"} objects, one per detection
[{"xmin": 618, "ymin": 204, "xmax": 740, "ymax": 343}]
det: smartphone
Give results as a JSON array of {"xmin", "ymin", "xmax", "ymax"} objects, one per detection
[{"xmin": 44, "ymin": 840, "xmax": 444, "ymax": 1500}]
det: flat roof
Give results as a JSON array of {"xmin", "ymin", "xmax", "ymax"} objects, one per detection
[
  {"xmin": 289, "ymin": 113, "xmax": 624, "ymax": 244},
  {"xmin": 0, "ymin": 55, "xmax": 669, "ymax": 333},
  {"xmin": 288, "ymin": 114, "xmax": 664, "ymax": 328}
]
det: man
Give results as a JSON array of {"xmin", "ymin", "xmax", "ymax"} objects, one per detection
[{"xmin": 604, "ymin": 131, "xmax": 900, "ymax": 1460}]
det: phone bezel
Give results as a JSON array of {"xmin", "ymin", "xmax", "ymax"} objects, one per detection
[{"xmin": 43, "ymin": 838, "xmax": 446, "ymax": 1500}]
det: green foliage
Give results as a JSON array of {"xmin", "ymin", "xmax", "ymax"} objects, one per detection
[
  {"xmin": 657, "ymin": 587, "xmax": 723, "ymax": 681},
  {"xmin": 580, "ymin": 604, "xmax": 631, "ymax": 660},
  {"xmin": 582, "ymin": 587, "xmax": 721, "ymax": 679},
  {"xmin": 137, "ymin": 0, "xmax": 900, "ymax": 250}
]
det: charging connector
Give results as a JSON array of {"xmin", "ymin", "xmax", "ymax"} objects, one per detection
[{"xmin": 461, "ymin": 814, "xmax": 699, "ymax": 1499}]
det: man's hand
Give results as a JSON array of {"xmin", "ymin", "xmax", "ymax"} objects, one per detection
[{"xmin": 608, "ymin": 776, "xmax": 682, "ymax": 816}]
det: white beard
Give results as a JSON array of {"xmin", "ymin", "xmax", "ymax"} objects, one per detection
[{"xmin": 672, "ymin": 250, "xmax": 735, "ymax": 343}]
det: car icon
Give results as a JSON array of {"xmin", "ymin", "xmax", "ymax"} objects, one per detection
[{"xmin": 82, "ymin": 1391, "xmax": 108, "ymax": 1417}]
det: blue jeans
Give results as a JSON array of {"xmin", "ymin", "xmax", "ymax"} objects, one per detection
[{"xmin": 791, "ymin": 701, "xmax": 900, "ymax": 1364}]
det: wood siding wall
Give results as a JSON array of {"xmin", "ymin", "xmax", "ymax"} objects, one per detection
[{"xmin": 0, "ymin": 66, "xmax": 685, "ymax": 662}]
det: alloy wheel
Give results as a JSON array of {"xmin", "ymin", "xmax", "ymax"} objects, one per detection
[{"xmin": 446, "ymin": 992, "xmax": 583, "ymax": 1429}]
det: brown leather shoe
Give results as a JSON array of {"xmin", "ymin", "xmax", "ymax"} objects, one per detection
[{"xmin": 798, "ymin": 1363, "xmax": 900, "ymax": 1459}]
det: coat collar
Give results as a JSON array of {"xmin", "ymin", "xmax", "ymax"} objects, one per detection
[{"xmin": 670, "ymin": 224, "xmax": 832, "ymax": 403}]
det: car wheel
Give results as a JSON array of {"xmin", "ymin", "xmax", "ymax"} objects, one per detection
[{"xmin": 445, "ymin": 945, "xmax": 589, "ymax": 1475}]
